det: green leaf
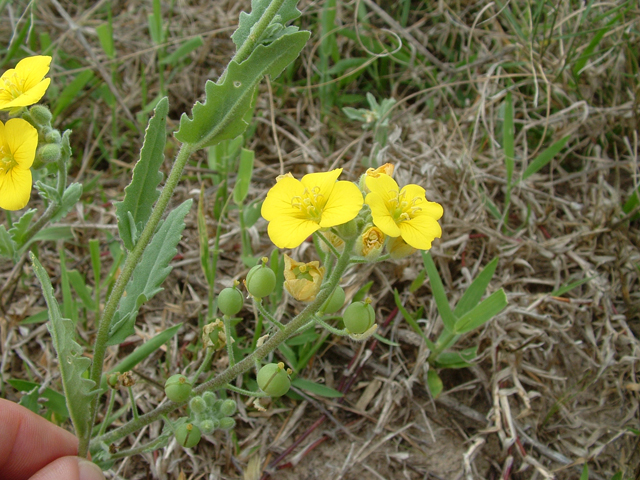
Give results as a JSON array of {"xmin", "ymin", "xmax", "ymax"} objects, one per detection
[
  {"xmin": 551, "ymin": 276, "xmax": 592, "ymax": 297},
  {"xmin": 115, "ymin": 97, "xmax": 168, "ymax": 251},
  {"xmin": 292, "ymin": 377, "xmax": 343, "ymax": 398},
  {"xmin": 393, "ymin": 289, "xmax": 435, "ymax": 351},
  {"xmin": 51, "ymin": 183, "xmax": 83, "ymax": 223},
  {"xmin": 521, "ymin": 135, "xmax": 570, "ymax": 182},
  {"xmin": 175, "ymin": 31, "xmax": 310, "ymax": 149},
  {"xmin": 454, "ymin": 289, "xmax": 507, "ymax": 334},
  {"xmin": 160, "ymin": 36, "xmax": 204, "ymax": 66},
  {"xmin": 7, "ymin": 379, "xmax": 70, "ymax": 418},
  {"xmin": 233, "ymin": 148, "xmax": 255, "ymax": 205},
  {"xmin": 28, "ymin": 227, "xmax": 74, "ymax": 246},
  {"xmin": 243, "ymin": 199, "xmax": 263, "ymax": 227},
  {"xmin": 30, "ymin": 254, "xmax": 96, "ymax": 441},
  {"xmin": 409, "ymin": 269, "xmax": 426, "ymax": 293},
  {"xmin": 52, "ymin": 70, "xmax": 94, "ymax": 118},
  {"xmin": 286, "ymin": 329, "xmax": 320, "ymax": 346},
  {"xmin": 421, "ymin": 252, "xmax": 456, "ymax": 333},
  {"xmin": 579, "ymin": 464, "xmax": 589, "ymax": 480},
  {"xmin": 8, "ymin": 209, "xmax": 36, "ymax": 246},
  {"xmin": 426, "ymin": 369, "xmax": 443, "ymax": 398},
  {"xmin": 96, "ymin": 23, "xmax": 115, "ymax": 59},
  {"xmin": 0, "ymin": 225, "xmax": 17, "ymax": 258},
  {"xmin": 502, "ymin": 92, "xmax": 514, "ymax": 187},
  {"xmin": 99, "ymin": 323, "xmax": 182, "ymax": 390},
  {"xmin": 68, "ymin": 270, "xmax": 95, "ymax": 311},
  {"xmin": 435, "ymin": 347, "xmax": 478, "ymax": 369},
  {"xmin": 108, "ymin": 199, "xmax": 192, "ymax": 345},
  {"xmin": 454, "ymin": 257, "xmax": 499, "ymax": 318},
  {"xmin": 232, "ymin": 0, "xmax": 302, "ymax": 50}
]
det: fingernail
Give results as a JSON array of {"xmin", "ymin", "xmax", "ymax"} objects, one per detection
[{"xmin": 78, "ymin": 458, "xmax": 106, "ymax": 480}]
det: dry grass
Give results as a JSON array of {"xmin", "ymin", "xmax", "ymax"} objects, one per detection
[{"xmin": 1, "ymin": 0, "xmax": 639, "ymax": 479}]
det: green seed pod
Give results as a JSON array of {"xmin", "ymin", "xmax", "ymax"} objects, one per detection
[
  {"xmin": 106, "ymin": 372, "xmax": 120, "ymax": 389},
  {"xmin": 219, "ymin": 417, "xmax": 236, "ymax": 430},
  {"xmin": 189, "ymin": 396, "xmax": 207, "ymax": 414},
  {"xmin": 322, "ymin": 286, "xmax": 346, "ymax": 314},
  {"xmin": 175, "ymin": 423, "xmax": 201, "ymax": 448},
  {"xmin": 245, "ymin": 264, "xmax": 276, "ymax": 298},
  {"xmin": 257, "ymin": 362, "xmax": 291, "ymax": 397},
  {"xmin": 219, "ymin": 399, "xmax": 237, "ymax": 417},
  {"xmin": 198, "ymin": 419, "xmax": 215, "ymax": 435},
  {"xmin": 217, "ymin": 287, "xmax": 244, "ymax": 316},
  {"xmin": 164, "ymin": 374, "xmax": 192, "ymax": 403},
  {"xmin": 202, "ymin": 391, "xmax": 217, "ymax": 407},
  {"xmin": 342, "ymin": 300, "xmax": 376, "ymax": 334}
]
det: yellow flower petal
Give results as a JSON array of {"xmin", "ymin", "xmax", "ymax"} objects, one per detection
[
  {"xmin": 0, "ymin": 166, "xmax": 32, "ymax": 210},
  {"xmin": 398, "ymin": 214, "xmax": 442, "ymax": 250},
  {"xmin": 5, "ymin": 118, "xmax": 38, "ymax": 169},
  {"xmin": 300, "ymin": 168, "xmax": 342, "ymax": 198},
  {"xmin": 16, "ymin": 56, "xmax": 52, "ymax": 90},
  {"xmin": 0, "ymin": 55, "xmax": 51, "ymax": 110},
  {"xmin": 267, "ymin": 215, "xmax": 320, "ymax": 249},
  {"xmin": 365, "ymin": 191, "xmax": 401, "ymax": 237},
  {"xmin": 319, "ymin": 181, "xmax": 363, "ymax": 228},
  {"xmin": 365, "ymin": 173, "xmax": 398, "ymax": 204},
  {"xmin": 261, "ymin": 176, "xmax": 305, "ymax": 221}
]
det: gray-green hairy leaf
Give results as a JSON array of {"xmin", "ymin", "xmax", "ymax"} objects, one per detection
[
  {"xmin": 175, "ymin": 31, "xmax": 309, "ymax": 149},
  {"xmin": 51, "ymin": 183, "xmax": 83, "ymax": 223},
  {"xmin": 30, "ymin": 253, "xmax": 96, "ymax": 440},
  {"xmin": 0, "ymin": 225, "xmax": 16, "ymax": 258},
  {"xmin": 108, "ymin": 199, "xmax": 192, "ymax": 345},
  {"xmin": 116, "ymin": 98, "xmax": 168, "ymax": 251},
  {"xmin": 232, "ymin": 0, "xmax": 301, "ymax": 50}
]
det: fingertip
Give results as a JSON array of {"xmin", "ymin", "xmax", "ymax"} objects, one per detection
[{"xmin": 27, "ymin": 457, "xmax": 105, "ymax": 480}]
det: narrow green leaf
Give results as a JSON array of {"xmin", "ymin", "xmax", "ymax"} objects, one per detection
[
  {"xmin": 243, "ymin": 199, "xmax": 263, "ymax": 227},
  {"xmin": 99, "ymin": 323, "xmax": 182, "ymax": 390},
  {"xmin": 573, "ymin": 15, "xmax": 619, "ymax": 77},
  {"xmin": 551, "ymin": 277, "xmax": 592, "ymax": 297},
  {"xmin": 502, "ymin": 92, "xmax": 514, "ymax": 188},
  {"xmin": 0, "ymin": 225, "xmax": 16, "ymax": 258},
  {"xmin": 28, "ymin": 226, "xmax": 74, "ymax": 246},
  {"xmin": 521, "ymin": 135, "xmax": 570, "ymax": 182},
  {"xmin": 20, "ymin": 309, "xmax": 49, "ymax": 324},
  {"xmin": 409, "ymin": 269, "xmax": 426, "ymax": 293},
  {"xmin": 0, "ymin": 16, "xmax": 31, "ymax": 68},
  {"xmin": 30, "ymin": 254, "xmax": 96, "ymax": 441},
  {"xmin": 454, "ymin": 258, "xmax": 499, "ymax": 318},
  {"xmin": 52, "ymin": 70, "xmax": 94, "ymax": 118},
  {"xmin": 175, "ymin": 31, "xmax": 310, "ymax": 149},
  {"xmin": 421, "ymin": 252, "xmax": 456, "ymax": 333},
  {"xmin": 609, "ymin": 472, "xmax": 622, "ymax": 480},
  {"xmin": 233, "ymin": 148, "xmax": 255, "ymax": 205},
  {"xmin": 435, "ymin": 347, "xmax": 478, "ymax": 369},
  {"xmin": 51, "ymin": 183, "xmax": 83, "ymax": 223},
  {"xmin": 108, "ymin": 199, "xmax": 192, "ymax": 345},
  {"xmin": 232, "ymin": 0, "xmax": 302, "ymax": 50},
  {"xmin": 373, "ymin": 333, "xmax": 400, "ymax": 347},
  {"xmin": 286, "ymin": 330, "xmax": 320, "ymax": 346},
  {"xmin": 7, "ymin": 379, "xmax": 70, "ymax": 418},
  {"xmin": 579, "ymin": 464, "xmax": 588, "ymax": 480},
  {"xmin": 96, "ymin": 23, "xmax": 115, "ymax": 59},
  {"xmin": 454, "ymin": 289, "xmax": 507, "ymax": 334},
  {"xmin": 426, "ymin": 369, "xmax": 443, "ymax": 398},
  {"xmin": 68, "ymin": 270, "xmax": 95, "ymax": 311},
  {"xmin": 115, "ymin": 97, "xmax": 168, "ymax": 251},
  {"xmin": 197, "ymin": 189, "xmax": 213, "ymax": 284},
  {"xmin": 160, "ymin": 36, "xmax": 204, "ymax": 66},
  {"xmin": 393, "ymin": 289, "xmax": 435, "ymax": 351},
  {"xmin": 292, "ymin": 377, "xmax": 343, "ymax": 398}
]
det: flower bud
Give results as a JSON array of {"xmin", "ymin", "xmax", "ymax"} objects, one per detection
[
  {"xmin": 342, "ymin": 299, "xmax": 376, "ymax": 334},
  {"xmin": 283, "ymin": 254, "xmax": 324, "ymax": 302},
  {"xmin": 199, "ymin": 419, "xmax": 215, "ymax": 435},
  {"xmin": 359, "ymin": 163, "xmax": 394, "ymax": 191},
  {"xmin": 217, "ymin": 287, "xmax": 244, "ymax": 316},
  {"xmin": 106, "ymin": 372, "xmax": 120, "ymax": 389},
  {"xmin": 257, "ymin": 362, "xmax": 291, "ymax": 397},
  {"xmin": 29, "ymin": 105, "xmax": 53, "ymax": 126},
  {"xmin": 44, "ymin": 129, "xmax": 61, "ymax": 144},
  {"xmin": 322, "ymin": 286, "xmax": 345, "ymax": 314},
  {"xmin": 34, "ymin": 144, "xmax": 61, "ymax": 166},
  {"xmin": 175, "ymin": 423, "xmax": 201, "ymax": 448},
  {"xmin": 354, "ymin": 225, "xmax": 385, "ymax": 260},
  {"xmin": 219, "ymin": 399, "xmax": 237, "ymax": 417},
  {"xmin": 189, "ymin": 396, "xmax": 207, "ymax": 414},
  {"xmin": 335, "ymin": 219, "xmax": 357, "ymax": 240},
  {"xmin": 386, "ymin": 236, "xmax": 416, "ymax": 259},
  {"xmin": 164, "ymin": 374, "xmax": 192, "ymax": 403},
  {"xmin": 219, "ymin": 417, "xmax": 236, "ymax": 430},
  {"xmin": 245, "ymin": 263, "xmax": 276, "ymax": 298},
  {"xmin": 202, "ymin": 391, "xmax": 217, "ymax": 406},
  {"xmin": 318, "ymin": 231, "xmax": 345, "ymax": 254}
]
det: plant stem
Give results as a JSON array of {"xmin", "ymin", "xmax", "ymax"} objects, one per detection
[
  {"xmin": 94, "ymin": 236, "xmax": 356, "ymax": 448},
  {"xmin": 83, "ymin": 142, "xmax": 195, "ymax": 457},
  {"xmin": 224, "ymin": 383, "xmax": 268, "ymax": 398}
]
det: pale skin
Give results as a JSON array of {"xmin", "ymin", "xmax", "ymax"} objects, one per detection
[{"xmin": 0, "ymin": 398, "xmax": 105, "ymax": 480}]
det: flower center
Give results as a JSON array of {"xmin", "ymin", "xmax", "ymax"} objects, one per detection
[
  {"xmin": 0, "ymin": 72, "xmax": 25, "ymax": 100},
  {"xmin": 388, "ymin": 189, "xmax": 423, "ymax": 223},
  {"xmin": 0, "ymin": 145, "xmax": 16, "ymax": 175},
  {"xmin": 290, "ymin": 186, "xmax": 325, "ymax": 222}
]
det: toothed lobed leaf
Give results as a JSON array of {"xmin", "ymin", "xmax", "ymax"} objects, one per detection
[
  {"xmin": 231, "ymin": 0, "xmax": 302, "ymax": 50},
  {"xmin": 30, "ymin": 253, "xmax": 96, "ymax": 440},
  {"xmin": 108, "ymin": 199, "xmax": 192, "ymax": 345},
  {"xmin": 115, "ymin": 98, "xmax": 169, "ymax": 251},
  {"xmin": 0, "ymin": 225, "xmax": 16, "ymax": 259},
  {"xmin": 175, "ymin": 31, "xmax": 309, "ymax": 148}
]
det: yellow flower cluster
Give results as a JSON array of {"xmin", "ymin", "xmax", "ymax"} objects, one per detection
[
  {"xmin": 0, "ymin": 56, "xmax": 51, "ymax": 211},
  {"xmin": 261, "ymin": 163, "xmax": 443, "ymax": 255}
]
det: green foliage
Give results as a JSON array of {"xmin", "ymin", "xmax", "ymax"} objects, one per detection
[
  {"xmin": 232, "ymin": 0, "xmax": 302, "ymax": 50},
  {"xmin": 7, "ymin": 379, "xmax": 70, "ymax": 419},
  {"xmin": 175, "ymin": 31, "xmax": 310, "ymax": 149},
  {"xmin": 116, "ymin": 98, "xmax": 168, "ymax": 251},
  {"xmin": 291, "ymin": 378, "xmax": 343, "ymax": 398},
  {"xmin": 108, "ymin": 200, "xmax": 192, "ymax": 345},
  {"xmin": 31, "ymin": 254, "xmax": 96, "ymax": 442}
]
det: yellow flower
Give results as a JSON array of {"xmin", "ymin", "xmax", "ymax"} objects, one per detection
[
  {"xmin": 386, "ymin": 236, "xmax": 416, "ymax": 259},
  {"xmin": 365, "ymin": 162, "xmax": 394, "ymax": 179},
  {"xmin": 0, "ymin": 56, "xmax": 51, "ymax": 114},
  {"xmin": 283, "ymin": 254, "xmax": 325, "ymax": 302},
  {"xmin": 261, "ymin": 168, "xmax": 363, "ymax": 249},
  {"xmin": 0, "ymin": 118, "xmax": 38, "ymax": 211},
  {"xmin": 355, "ymin": 225, "xmax": 385, "ymax": 260},
  {"xmin": 365, "ymin": 174, "xmax": 443, "ymax": 250}
]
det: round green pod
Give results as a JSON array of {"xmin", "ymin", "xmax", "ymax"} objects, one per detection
[
  {"xmin": 245, "ymin": 264, "xmax": 276, "ymax": 298},
  {"xmin": 217, "ymin": 287, "xmax": 244, "ymax": 316},
  {"xmin": 164, "ymin": 374, "xmax": 192, "ymax": 403},
  {"xmin": 322, "ymin": 286, "xmax": 346, "ymax": 314},
  {"xmin": 257, "ymin": 363, "xmax": 290, "ymax": 397},
  {"xmin": 175, "ymin": 423, "xmax": 201, "ymax": 448},
  {"xmin": 342, "ymin": 301, "xmax": 376, "ymax": 334}
]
